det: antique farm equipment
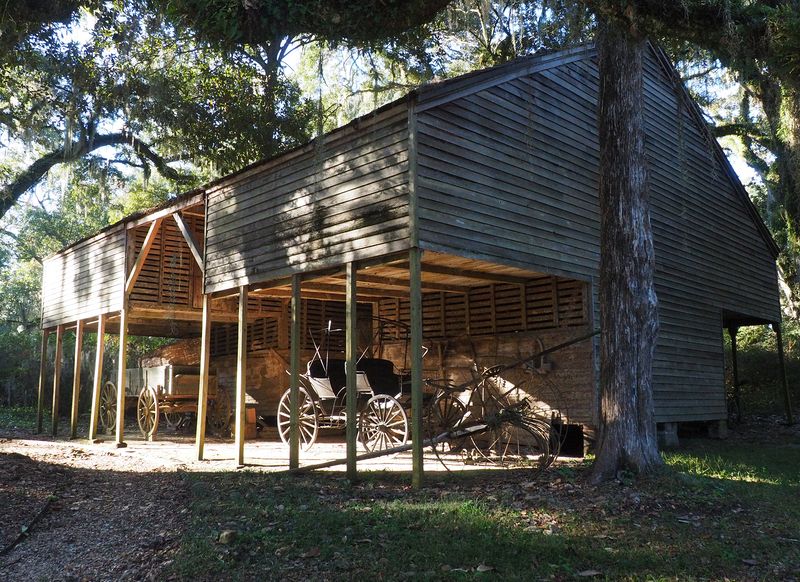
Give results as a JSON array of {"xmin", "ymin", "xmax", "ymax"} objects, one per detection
[
  {"xmin": 424, "ymin": 330, "xmax": 599, "ymax": 468},
  {"xmin": 97, "ymin": 365, "xmax": 230, "ymax": 439}
]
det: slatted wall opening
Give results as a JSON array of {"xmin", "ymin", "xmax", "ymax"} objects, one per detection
[
  {"xmin": 211, "ymin": 317, "xmax": 281, "ymax": 357},
  {"xmin": 209, "ymin": 299, "xmax": 372, "ymax": 357},
  {"xmin": 129, "ymin": 216, "xmax": 204, "ymax": 307},
  {"xmin": 378, "ymin": 275, "xmax": 587, "ymax": 341}
]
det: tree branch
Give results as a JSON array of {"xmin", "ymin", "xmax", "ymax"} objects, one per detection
[{"xmin": 0, "ymin": 131, "xmax": 192, "ymax": 219}]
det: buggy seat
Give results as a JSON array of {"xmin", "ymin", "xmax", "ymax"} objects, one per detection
[{"xmin": 305, "ymin": 357, "xmax": 405, "ymax": 399}]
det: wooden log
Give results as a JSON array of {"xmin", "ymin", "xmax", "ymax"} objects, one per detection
[
  {"xmin": 409, "ymin": 247, "xmax": 424, "ymax": 488},
  {"xmin": 36, "ymin": 329, "xmax": 50, "ymax": 434},
  {"xmin": 346, "ymin": 262, "xmax": 358, "ymax": 479},
  {"xmin": 289, "ymin": 275, "xmax": 301, "ymax": 469},
  {"xmin": 51, "ymin": 325, "xmax": 63, "ymax": 437},
  {"xmin": 88, "ymin": 314, "xmax": 105, "ymax": 441},
  {"xmin": 235, "ymin": 285, "xmax": 247, "ymax": 466},
  {"xmin": 288, "ymin": 426, "xmax": 486, "ymax": 473},
  {"xmin": 69, "ymin": 319, "xmax": 84, "ymax": 439},
  {"xmin": 195, "ymin": 295, "xmax": 212, "ymax": 460}
]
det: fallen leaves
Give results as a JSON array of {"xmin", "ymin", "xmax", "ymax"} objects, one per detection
[{"xmin": 300, "ymin": 546, "xmax": 320, "ymax": 558}]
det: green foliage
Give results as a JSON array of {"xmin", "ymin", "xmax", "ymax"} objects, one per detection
[
  {"xmin": 161, "ymin": 0, "xmax": 452, "ymax": 47},
  {"xmin": 1, "ymin": 0, "xmax": 318, "ymax": 216}
]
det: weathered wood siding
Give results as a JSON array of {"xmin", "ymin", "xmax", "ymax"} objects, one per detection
[
  {"xmin": 204, "ymin": 105, "xmax": 412, "ymax": 294},
  {"xmin": 415, "ymin": 47, "xmax": 780, "ymax": 422},
  {"xmin": 42, "ymin": 228, "xmax": 126, "ymax": 328}
]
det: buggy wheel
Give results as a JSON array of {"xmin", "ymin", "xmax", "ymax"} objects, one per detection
[
  {"xmin": 425, "ymin": 393, "xmax": 467, "ymax": 453},
  {"xmin": 208, "ymin": 388, "xmax": 232, "ymax": 437},
  {"xmin": 137, "ymin": 386, "xmax": 159, "ymax": 440},
  {"xmin": 358, "ymin": 394, "xmax": 409, "ymax": 452},
  {"xmin": 277, "ymin": 387, "xmax": 318, "ymax": 450},
  {"xmin": 99, "ymin": 381, "xmax": 117, "ymax": 434}
]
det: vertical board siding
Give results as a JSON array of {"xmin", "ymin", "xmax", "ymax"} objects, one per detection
[
  {"xmin": 42, "ymin": 228, "xmax": 126, "ymax": 328},
  {"xmin": 204, "ymin": 106, "xmax": 412, "ymax": 294},
  {"xmin": 415, "ymin": 48, "xmax": 780, "ymax": 422}
]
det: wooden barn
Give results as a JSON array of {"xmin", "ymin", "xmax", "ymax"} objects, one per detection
[{"xmin": 38, "ymin": 43, "xmax": 790, "ymax": 476}]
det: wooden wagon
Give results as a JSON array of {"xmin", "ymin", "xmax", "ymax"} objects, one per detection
[{"xmin": 97, "ymin": 365, "xmax": 230, "ymax": 440}]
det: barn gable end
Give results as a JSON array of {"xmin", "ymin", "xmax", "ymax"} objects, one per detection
[{"xmin": 413, "ymin": 44, "xmax": 780, "ymax": 423}]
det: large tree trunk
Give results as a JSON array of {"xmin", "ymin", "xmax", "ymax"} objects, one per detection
[{"xmin": 589, "ymin": 15, "xmax": 663, "ymax": 484}]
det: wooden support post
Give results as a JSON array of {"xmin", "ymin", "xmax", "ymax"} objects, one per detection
[
  {"xmin": 775, "ymin": 323, "xmax": 794, "ymax": 425},
  {"xmin": 51, "ymin": 325, "xmax": 64, "ymax": 437},
  {"xmin": 289, "ymin": 275, "xmax": 301, "ymax": 469},
  {"xmin": 235, "ymin": 285, "xmax": 248, "ymax": 466},
  {"xmin": 36, "ymin": 329, "xmax": 50, "ymax": 434},
  {"xmin": 346, "ymin": 262, "xmax": 358, "ymax": 480},
  {"xmin": 115, "ymin": 305, "xmax": 128, "ymax": 447},
  {"xmin": 728, "ymin": 326, "xmax": 741, "ymax": 422},
  {"xmin": 409, "ymin": 247, "xmax": 424, "ymax": 488},
  {"xmin": 69, "ymin": 319, "xmax": 84, "ymax": 439},
  {"xmin": 88, "ymin": 314, "xmax": 105, "ymax": 441},
  {"xmin": 195, "ymin": 295, "xmax": 212, "ymax": 460}
]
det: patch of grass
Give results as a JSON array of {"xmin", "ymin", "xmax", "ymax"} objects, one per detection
[
  {"xmin": 664, "ymin": 439, "xmax": 800, "ymax": 486},
  {"xmin": 173, "ymin": 438, "xmax": 800, "ymax": 581},
  {"xmin": 0, "ymin": 405, "xmax": 38, "ymax": 431}
]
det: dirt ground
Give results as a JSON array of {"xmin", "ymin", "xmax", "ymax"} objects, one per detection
[
  {"xmin": 0, "ymin": 430, "xmax": 189, "ymax": 582},
  {"xmin": 1, "ymin": 415, "xmax": 797, "ymax": 581},
  {"xmin": 0, "ymin": 421, "xmax": 440, "ymax": 582}
]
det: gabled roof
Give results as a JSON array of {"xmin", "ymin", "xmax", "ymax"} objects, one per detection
[
  {"xmin": 47, "ymin": 43, "xmax": 779, "ymax": 262},
  {"xmin": 410, "ymin": 42, "xmax": 779, "ymax": 259}
]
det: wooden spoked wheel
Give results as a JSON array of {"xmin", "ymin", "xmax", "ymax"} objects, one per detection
[
  {"xmin": 277, "ymin": 387, "xmax": 319, "ymax": 450},
  {"xmin": 467, "ymin": 419, "xmax": 550, "ymax": 469},
  {"xmin": 358, "ymin": 394, "xmax": 409, "ymax": 452},
  {"xmin": 137, "ymin": 386, "xmax": 159, "ymax": 440},
  {"xmin": 99, "ymin": 381, "xmax": 117, "ymax": 434},
  {"xmin": 425, "ymin": 392, "xmax": 467, "ymax": 453}
]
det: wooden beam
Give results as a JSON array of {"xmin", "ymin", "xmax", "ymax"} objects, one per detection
[
  {"xmin": 258, "ymin": 283, "xmax": 410, "ymax": 300},
  {"xmin": 195, "ymin": 295, "xmax": 212, "ymax": 460},
  {"xmin": 387, "ymin": 261, "xmax": 530, "ymax": 285},
  {"xmin": 88, "ymin": 314, "xmax": 105, "ymax": 441},
  {"xmin": 289, "ymin": 275, "xmax": 301, "ymax": 470},
  {"xmin": 115, "ymin": 305, "xmax": 128, "ymax": 448},
  {"xmin": 125, "ymin": 218, "xmax": 163, "ymax": 295},
  {"xmin": 234, "ymin": 285, "xmax": 247, "ymax": 466},
  {"xmin": 409, "ymin": 248, "xmax": 424, "ymax": 488},
  {"xmin": 172, "ymin": 212, "xmax": 204, "ymax": 272},
  {"xmin": 331, "ymin": 272, "xmax": 470, "ymax": 294},
  {"xmin": 69, "ymin": 319, "xmax": 84, "ymax": 439},
  {"xmin": 51, "ymin": 324, "xmax": 64, "ymax": 437},
  {"xmin": 775, "ymin": 323, "xmax": 794, "ymax": 425},
  {"xmin": 124, "ymin": 191, "xmax": 205, "ymax": 230},
  {"xmin": 346, "ymin": 262, "xmax": 358, "ymax": 480},
  {"xmin": 36, "ymin": 329, "xmax": 50, "ymax": 434}
]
